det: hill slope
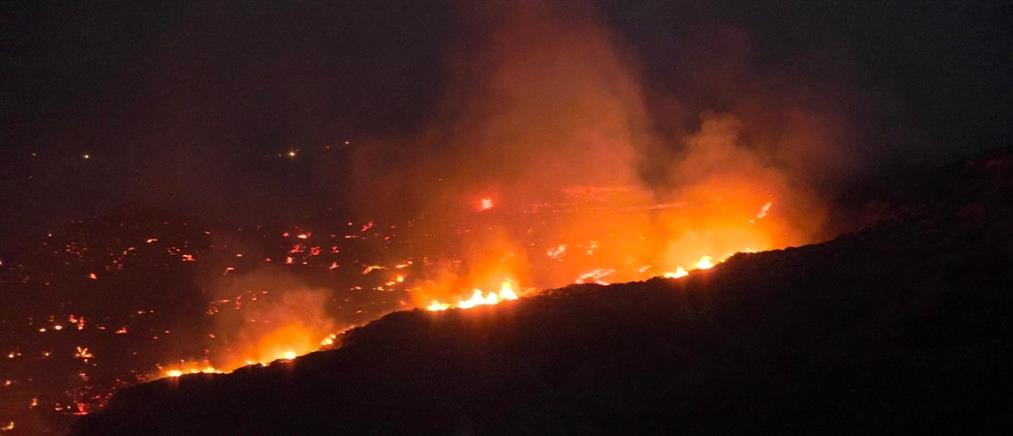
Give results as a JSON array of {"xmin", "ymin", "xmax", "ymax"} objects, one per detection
[{"xmin": 74, "ymin": 153, "xmax": 1013, "ymax": 434}]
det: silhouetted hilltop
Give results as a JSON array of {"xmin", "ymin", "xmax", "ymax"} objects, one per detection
[{"xmin": 74, "ymin": 151, "xmax": 1013, "ymax": 434}]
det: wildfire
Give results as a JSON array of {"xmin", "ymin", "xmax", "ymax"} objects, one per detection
[
  {"xmin": 694, "ymin": 256, "xmax": 715, "ymax": 270},
  {"xmin": 426, "ymin": 301, "xmax": 451, "ymax": 311},
  {"xmin": 660, "ymin": 254, "xmax": 731, "ymax": 280},
  {"xmin": 163, "ymin": 364, "xmax": 222, "ymax": 378},
  {"xmin": 663, "ymin": 267, "xmax": 689, "ymax": 279},
  {"xmin": 427, "ymin": 280, "xmax": 519, "ymax": 311},
  {"xmin": 7, "ymin": 172, "xmax": 804, "ymax": 428},
  {"xmin": 156, "ymin": 329, "xmax": 339, "ymax": 380}
]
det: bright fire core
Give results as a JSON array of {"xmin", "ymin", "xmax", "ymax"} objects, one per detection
[{"xmin": 153, "ymin": 188, "xmax": 795, "ymax": 381}]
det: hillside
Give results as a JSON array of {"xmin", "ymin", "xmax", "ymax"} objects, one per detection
[{"xmin": 74, "ymin": 152, "xmax": 1013, "ymax": 434}]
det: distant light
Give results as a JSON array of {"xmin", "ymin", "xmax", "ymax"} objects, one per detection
[
  {"xmin": 82, "ymin": 153, "xmax": 91, "ymax": 160},
  {"xmin": 286, "ymin": 150, "xmax": 297, "ymax": 158}
]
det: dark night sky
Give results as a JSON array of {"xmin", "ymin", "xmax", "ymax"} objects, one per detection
[{"xmin": 2, "ymin": 0, "xmax": 1011, "ymax": 243}]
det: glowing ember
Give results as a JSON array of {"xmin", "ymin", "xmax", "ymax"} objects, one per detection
[
  {"xmin": 361, "ymin": 265, "xmax": 385, "ymax": 274},
  {"xmin": 73, "ymin": 346, "xmax": 93, "ymax": 360},
  {"xmin": 546, "ymin": 244, "xmax": 567, "ymax": 260},
  {"xmin": 478, "ymin": 197, "xmax": 495, "ymax": 211}
]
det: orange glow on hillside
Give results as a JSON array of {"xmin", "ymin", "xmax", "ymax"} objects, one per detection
[{"xmin": 427, "ymin": 280, "xmax": 520, "ymax": 311}]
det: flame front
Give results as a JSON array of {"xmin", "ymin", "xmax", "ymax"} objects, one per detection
[{"xmin": 427, "ymin": 280, "xmax": 519, "ymax": 311}]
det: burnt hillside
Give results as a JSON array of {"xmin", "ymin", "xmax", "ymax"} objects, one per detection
[{"xmin": 74, "ymin": 152, "xmax": 1013, "ymax": 435}]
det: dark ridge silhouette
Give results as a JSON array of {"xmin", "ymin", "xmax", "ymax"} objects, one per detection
[{"xmin": 74, "ymin": 152, "xmax": 1013, "ymax": 434}]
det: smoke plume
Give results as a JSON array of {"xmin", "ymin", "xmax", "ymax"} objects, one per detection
[{"xmin": 337, "ymin": 0, "xmax": 863, "ymax": 302}]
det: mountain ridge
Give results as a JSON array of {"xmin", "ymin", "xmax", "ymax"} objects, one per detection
[{"xmin": 74, "ymin": 151, "xmax": 1013, "ymax": 434}]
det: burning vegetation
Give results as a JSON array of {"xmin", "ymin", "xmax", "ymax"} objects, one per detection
[
  {"xmin": 70, "ymin": 150, "xmax": 1013, "ymax": 434},
  {"xmin": 0, "ymin": 1, "xmax": 913, "ymax": 433}
]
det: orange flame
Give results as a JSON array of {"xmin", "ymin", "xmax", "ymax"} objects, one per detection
[{"xmin": 427, "ymin": 280, "xmax": 519, "ymax": 311}]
